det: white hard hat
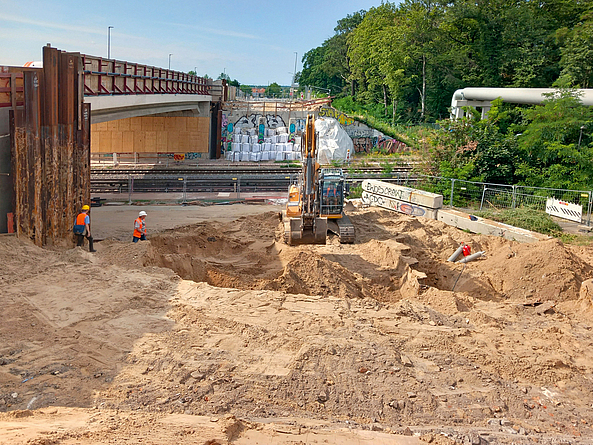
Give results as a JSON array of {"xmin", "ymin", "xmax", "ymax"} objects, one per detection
[{"xmin": 139, "ymin": 211, "xmax": 147, "ymax": 217}]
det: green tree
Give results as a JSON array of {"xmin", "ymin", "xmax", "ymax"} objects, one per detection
[
  {"xmin": 299, "ymin": 10, "xmax": 365, "ymax": 96},
  {"xmin": 516, "ymin": 90, "xmax": 593, "ymax": 188},
  {"xmin": 239, "ymin": 84, "xmax": 252, "ymax": 96},
  {"xmin": 556, "ymin": 9, "xmax": 593, "ymax": 88},
  {"xmin": 266, "ymin": 82, "xmax": 282, "ymax": 98}
]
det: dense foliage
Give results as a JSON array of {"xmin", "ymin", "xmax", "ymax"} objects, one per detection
[
  {"xmin": 417, "ymin": 91, "xmax": 593, "ymax": 188},
  {"xmin": 301, "ymin": 0, "xmax": 592, "ymax": 122},
  {"xmin": 300, "ymin": 1, "xmax": 593, "ymax": 188}
]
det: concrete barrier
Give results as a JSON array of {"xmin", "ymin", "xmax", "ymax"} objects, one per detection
[
  {"xmin": 361, "ymin": 191, "xmax": 439, "ymax": 219},
  {"xmin": 362, "ymin": 180, "xmax": 443, "ymax": 209},
  {"xmin": 437, "ymin": 209, "xmax": 549, "ymax": 243}
]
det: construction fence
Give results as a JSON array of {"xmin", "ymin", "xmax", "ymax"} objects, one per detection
[{"xmin": 384, "ymin": 173, "xmax": 593, "ymax": 226}]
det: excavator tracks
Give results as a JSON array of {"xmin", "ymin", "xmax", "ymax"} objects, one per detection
[{"xmin": 328, "ymin": 214, "xmax": 355, "ymax": 244}]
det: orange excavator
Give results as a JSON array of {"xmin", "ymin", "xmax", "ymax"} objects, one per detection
[{"xmin": 283, "ymin": 114, "xmax": 355, "ymax": 245}]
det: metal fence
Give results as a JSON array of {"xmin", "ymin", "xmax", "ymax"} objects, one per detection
[{"xmin": 385, "ymin": 173, "xmax": 593, "ymax": 226}]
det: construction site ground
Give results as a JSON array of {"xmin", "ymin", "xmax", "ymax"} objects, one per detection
[{"xmin": 1, "ymin": 202, "xmax": 593, "ymax": 445}]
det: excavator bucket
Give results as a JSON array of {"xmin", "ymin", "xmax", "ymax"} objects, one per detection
[{"xmin": 286, "ymin": 217, "xmax": 327, "ymax": 245}]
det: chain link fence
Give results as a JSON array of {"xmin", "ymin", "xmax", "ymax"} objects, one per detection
[{"xmin": 386, "ymin": 173, "xmax": 592, "ymax": 226}]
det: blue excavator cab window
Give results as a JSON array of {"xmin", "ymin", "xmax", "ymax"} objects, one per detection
[{"xmin": 320, "ymin": 180, "xmax": 343, "ymax": 215}]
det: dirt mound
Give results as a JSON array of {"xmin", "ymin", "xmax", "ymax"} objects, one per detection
[
  {"xmin": 2, "ymin": 204, "xmax": 593, "ymax": 444},
  {"xmin": 262, "ymin": 251, "xmax": 371, "ymax": 298},
  {"xmin": 477, "ymin": 238, "xmax": 592, "ymax": 302}
]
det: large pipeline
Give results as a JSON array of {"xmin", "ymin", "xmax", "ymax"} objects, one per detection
[{"xmin": 451, "ymin": 88, "xmax": 593, "ymax": 119}]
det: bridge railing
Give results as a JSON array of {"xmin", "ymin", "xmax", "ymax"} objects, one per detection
[{"xmin": 82, "ymin": 55, "xmax": 210, "ymax": 96}]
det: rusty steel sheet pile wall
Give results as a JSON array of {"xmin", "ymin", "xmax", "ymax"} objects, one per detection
[{"xmin": 11, "ymin": 46, "xmax": 90, "ymax": 246}]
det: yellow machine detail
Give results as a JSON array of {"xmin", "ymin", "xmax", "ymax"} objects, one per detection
[{"xmin": 283, "ymin": 114, "xmax": 355, "ymax": 245}]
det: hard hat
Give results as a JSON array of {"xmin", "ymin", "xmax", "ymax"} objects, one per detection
[
  {"xmin": 139, "ymin": 211, "xmax": 147, "ymax": 217},
  {"xmin": 82, "ymin": 205, "xmax": 90, "ymax": 210}
]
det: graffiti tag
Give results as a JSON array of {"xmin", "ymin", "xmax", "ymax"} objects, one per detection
[
  {"xmin": 361, "ymin": 191, "xmax": 427, "ymax": 217},
  {"xmin": 318, "ymin": 107, "xmax": 355, "ymax": 126}
]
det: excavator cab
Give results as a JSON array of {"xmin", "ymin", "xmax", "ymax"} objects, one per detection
[{"xmin": 319, "ymin": 169, "xmax": 345, "ymax": 218}]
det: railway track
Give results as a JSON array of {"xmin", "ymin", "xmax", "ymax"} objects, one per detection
[{"xmin": 90, "ymin": 165, "xmax": 416, "ymax": 194}]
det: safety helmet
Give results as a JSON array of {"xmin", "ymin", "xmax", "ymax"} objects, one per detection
[
  {"xmin": 82, "ymin": 205, "xmax": 90, "ymax": 211},
  {"xmin": 139, "ymin": 211, "xmax": 147, "ymax": 217}
]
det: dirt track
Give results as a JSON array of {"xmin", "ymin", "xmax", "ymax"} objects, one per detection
[{"xmin": 1, "ymin": 203, "xmax": 592, "ymax": 444}]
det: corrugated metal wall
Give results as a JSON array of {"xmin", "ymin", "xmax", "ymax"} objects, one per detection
[{"xmin": 10, "ymin": 46, "xmax": 90, "ymax": 246}]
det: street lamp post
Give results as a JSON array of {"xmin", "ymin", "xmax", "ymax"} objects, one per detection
[
  {"xmin": 168, "ymin": 54, "xmax": 173, "ymax": 70},
  {"xmin": 107, "ymin": 26, "xmax": 113, "ymax": 59},
  {"xmin": 293, "ymin": 52, "xmax": 297, "ymax": 85},
  {"xmin": 578, "ymin": 125, "xmax": 585, "ymax": 149}
]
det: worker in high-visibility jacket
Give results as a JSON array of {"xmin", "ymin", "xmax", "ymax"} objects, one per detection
[
  {"xmin": 133, "ymin": 210, "xmax": 147, "ymax": 242},
  {"xmin": 73, "ymin": 205, "xmax": 96, "ymax": 252}
]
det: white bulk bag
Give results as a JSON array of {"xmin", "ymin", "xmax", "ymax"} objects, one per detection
[{"xmin": 315, "ymin": 117, "xmax": 353, "ymax": 164}]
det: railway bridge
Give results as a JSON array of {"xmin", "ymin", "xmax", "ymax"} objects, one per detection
[{"xmin": 0, "ymin": 45, "xmax": 223, "ymax": 243}]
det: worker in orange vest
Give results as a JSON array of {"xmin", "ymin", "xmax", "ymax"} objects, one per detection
[
  {"xmin": 73, "ymin": 205, "xmax": 96, "ymax": 252},
  {"xmin": 133, "ymin": 210, "xmax": 147, "ymax": 242}
]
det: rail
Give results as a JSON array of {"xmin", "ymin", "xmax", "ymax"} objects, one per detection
[{"xmin": 81, "ymin": 54, "xmax": 210, "ymax": 96}]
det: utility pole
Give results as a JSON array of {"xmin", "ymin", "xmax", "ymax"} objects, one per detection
[
  {"xmin": 293, "ymin": 52, "xmax": 298, "ymax": 85},
  {"xmin": 107, "ymin": 26, "xmax": 113, "ymax": 59}
]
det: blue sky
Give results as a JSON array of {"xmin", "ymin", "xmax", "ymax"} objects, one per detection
[{"xmin": 0, "ymin": 0, "xmax": 384, "ymax": 86}]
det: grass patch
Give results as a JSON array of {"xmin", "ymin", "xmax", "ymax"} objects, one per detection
[
  {"xmin": 473, "ymin": 208, "xmax": 562, "ymax": 236},
  {"xmin": 348, "ymin": 185, "xmax": 362, "ymax": 199}
]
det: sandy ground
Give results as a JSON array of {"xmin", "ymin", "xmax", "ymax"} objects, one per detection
[{"xmin": 1, "ymin": 202, "xmax": 593, "ymax": 444}]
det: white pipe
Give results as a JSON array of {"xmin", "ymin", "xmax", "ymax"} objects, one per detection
[
  {"xmin": 451, "ymin": 88, "xmax": 593, "ymax": 119},
  {"xmin": 457, "ymin": 251, "xmax": 485, "ymax": 264},
  {"xmin": 447, "ymin": 245, "xmax": 464, "ymax": 262}
]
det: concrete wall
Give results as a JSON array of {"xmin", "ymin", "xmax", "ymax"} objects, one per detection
[
  {"xmin": 91, "ymin": 112, "xmax": 210, "ymax": 154},
  {"xmin": 0, "ymin": 109, "xmax": 12, "ymax": 233}
]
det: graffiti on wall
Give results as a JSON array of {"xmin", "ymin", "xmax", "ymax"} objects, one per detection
[
  {"xmin": 293, "ymin": 118, "xmax": 305, "ymax": 132},
  {"xmin": 318, "ymin": 107, "xmax": 355, "ymax": 126},
  {"xmin": 232, "ymin": 114, "xmax": 287, "ymax": 129},
  {"xmin": 160, "ymin": 152, "xmax": 203, "ymax": 160},
  {"xmin": 345, "ymin": 127, "xmax": 374, "ymax": 138},
  {"xmin": 377, "ymin": 137, "xmax": 409, "ymax": 154},
  {"xmin": 221, "ymin": 113, "xmax": 231, "ymax": 153},
  {"xmin": 352, "ymin": 137, "xmax": 373, "ymax": 153}
]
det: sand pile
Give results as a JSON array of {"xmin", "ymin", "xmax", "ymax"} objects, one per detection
[{"xmin": 2, "ymin": 205, "xmax": 593, "ymax": 445}]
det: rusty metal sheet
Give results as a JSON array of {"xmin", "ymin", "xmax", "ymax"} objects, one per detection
[{"xmin": 10, "ymin": 46, "xmax": 90, "ymax": 246}]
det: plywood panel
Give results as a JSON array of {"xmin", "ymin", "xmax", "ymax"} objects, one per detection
[
  {"xmin": 106, "ymin": 120, "xmax": 118, "ymax": 132},
  {"xmin": 133, "ymin": 131, "xmax": 145, "ymax": 151},
  {"xmin": 123, "ymin": 131, "xmax": 134, "ymax": 151},
  {"xmin": 145, "ymin": 131, "xmax": 157, "ymax": 152},
  {"xmin": 112, "ymin": 131, "xmax": 123, "ymax": 152},
  {"xmin": 178, "ymin": 131, "xmax": 190, "ymax": 151},
  {"xmin": 95, "ymin": 121, "xmax": 108, "ymax": 132},
  {"xmin": 198, "ymin": 117, "xmax": 209, "ymax": 132},
  {"xmin": 118, "ymin": 118, "xmax": 131, "ymax": 131},
  {"xmin": 142, "ymin": 116, "xmax": 155, "ymax": 131},
  {"xmin": 187, "ymin": 117, "xmax": 199, "ymax": 131},
  {"xmin": 175, "ymin": 117, "xmax": 187, "ymax": 131},
  {"xmin": 167, "ymin": 130, "xmax": 179, "ymax": 151},
  {"xmin": 130, "ymin": 117, "xmax": 142, "ymax": 132},
  {"xmin": 156, "ymin": 131, "xmax": 167, "ymax": 151},
  {"xmin": 91, "ymin": 130, "xmax": 101, "ymax": 152},
  {"xmin": 153, "ymin": 116, "xmax": 165, "ymax": 131},
  {"xmin": 99, "ymin": 131, "xmax": 112, "ymax": 152}
]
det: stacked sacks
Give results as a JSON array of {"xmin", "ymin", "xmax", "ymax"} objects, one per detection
[{"xmin": 226, "ymin": 125, "xmax": 303, "ymax": 162}]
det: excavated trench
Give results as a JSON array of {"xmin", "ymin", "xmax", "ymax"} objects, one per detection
[{"xmin": 143, "ymin": 210, "xmax": 590, "ymax": 304}]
